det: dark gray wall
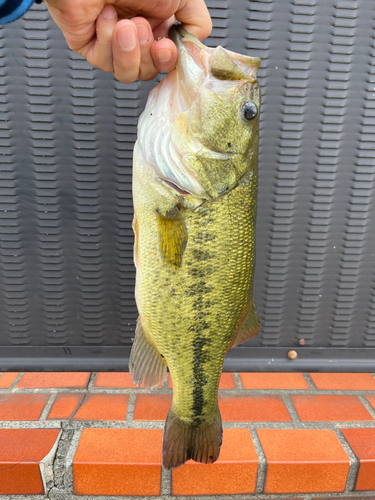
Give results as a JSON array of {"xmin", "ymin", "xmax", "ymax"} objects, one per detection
[{"xmin": 0, "ymin": 0, "xmax": 374, "ymax": 371}]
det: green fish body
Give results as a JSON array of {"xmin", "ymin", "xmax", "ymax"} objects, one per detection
[{"xmin": 130, "ymin": 26, "xmax": 261, "ymax": 470}]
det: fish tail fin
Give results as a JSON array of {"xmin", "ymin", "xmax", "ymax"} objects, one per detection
[
  {"xmin": 129, "ymin": 319, "xmax": 167, "ymax": 389},
  {"xmin": 162, "ymin": 405, "xmax": 222, "ymax": 470}
]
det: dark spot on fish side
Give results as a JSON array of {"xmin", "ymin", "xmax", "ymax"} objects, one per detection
[
  {"xmin": 193, "ymin": 232, "xmax": 217, "ymax": 243},
  {"xmin": 209, "ymin": 455, "xmax": 213, "ymax": 459},
  {"xmin": 193, "ymin": 249, "xmax": 211, "ymax": 261},
  {"xmin": 160, "ymin": 354, "xmax": 164, "ymax": 358},
  {"xmin": 192, "ymin": 336, "xmax": 212, "ymax": 420},
  {"xmin": 227, "ymin": 142, "xmax": 231, "ymax": 147},
  {"xmin": 188, "ymin": 319, "xmax": 210, "ymax": 333},
  {"xmin": 186, "ymin": 207, "xmax": 218, "ymax": 424},
  {"xmin": 197, "ymin": 217, "xmax": 215, "ymax": 228},
  {"xmin": 186, "ymin": 281, "xmax": 214, "ymax": 297},
  {"xmin": 190, "ymin": 267, "xmax": 206, "ymax": 278}
]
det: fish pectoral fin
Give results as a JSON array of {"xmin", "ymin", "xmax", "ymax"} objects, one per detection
[
  {"xmin": 156, "ymin": 206, "xmax": 188, "ymax": 268},
  {"xmin": 163, "ymin": 406, "xmax": 222, "ymax": 470},
  {"xmin": 227, "ymin": 296, "xmax": 260, "ymax": 351},
  {"xmin": 129, "ymin": 319, "xmax": 167, "ymax": 389}
]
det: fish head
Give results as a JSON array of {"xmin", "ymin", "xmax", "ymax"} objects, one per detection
[
  {"xmin": 171, "ymin": 25, "xmax": 260, "ymax": 165},
  {"xmin": 136, "ymin": 26, "xmax": 260, "ymax": 202}
]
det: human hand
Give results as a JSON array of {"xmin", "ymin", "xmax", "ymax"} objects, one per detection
[{"xmin": 44, "ymin": 0, "xmax": 212, "ymax": 83}]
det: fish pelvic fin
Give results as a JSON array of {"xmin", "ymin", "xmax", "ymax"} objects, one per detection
[
  {"xmin": 227, "ymin": 296, "xmax": 260, "ymax": 351},
  {"xmin": 162, "ymin": 406, "xmax": 222, "ymax": 470},
  {"xmin": 129, "ymin": 319, "xmax": 167, "ymax": 389},
  {"xmin": 156, "ymin": 206, "xmax": 188, "ymax": 268}
]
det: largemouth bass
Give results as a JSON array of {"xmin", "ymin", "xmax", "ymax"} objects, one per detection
[{"xmin": 130, "ymin": 25, "xmax": 260, "ymax": 470}]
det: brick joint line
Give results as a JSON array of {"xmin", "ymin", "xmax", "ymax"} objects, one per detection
[
  {"xmin": 334, "ymin": 428, "xmax": 360, "ymax": 492},
  {"xmin": 358, "ymin": 394, "xmax": 375, "ymax": 420},
  {"xmin": 250, "ymin": 428, "xmax": 267, "ymax": 494}
]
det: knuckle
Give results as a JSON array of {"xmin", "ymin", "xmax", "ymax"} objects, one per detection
[
  {"xmin": 101, "ymin": 63, "xmax": 114, "ymax": 73},
  {"xmin": 67, "ymin": 41, "xmax": 78, "ymax": 52},
  {"xmin": 114, "ymin": 69, "xmax": 139, "ymax": 84},
  {"xmin": 86, "ymin": 53, "xmax": 113, "ymax": 73},
  {"xmin": 97, "ymin": 56, "xmax": 114, "ymax": 73},
  {"xmin": 200, "ymin": 18, "xmax": 213, "ymax": 40},
  {"xmin": 113, "ymin": 59, "xmax": 140, "ymax": 83},
  {"xmin": 139, "ymin": 69, "xmax": 158, "ymax": 82},
  {"xmin": 202, "ymin": 24, "xmax": 212, "ymax": 40}
]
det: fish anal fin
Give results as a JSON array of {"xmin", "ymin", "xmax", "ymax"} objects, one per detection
[
  {"xmin": 129, "ymin": 319, "xmax": 167, "ymax": 389},
  {"xmin": 163, "ymin": 406, "xmax": 222, "ymax": 470},
  {"xmin": 227, "ymin": 297, "xmax": 260, "ymax": 352},
  {"xmin": 156, "ymin": 206, "xmax": 187, "ymax": 268}
]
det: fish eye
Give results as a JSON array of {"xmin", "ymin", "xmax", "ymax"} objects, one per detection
[{"xmin": 241, "ymin": 101, "xmax": 258, "ymax": 121}]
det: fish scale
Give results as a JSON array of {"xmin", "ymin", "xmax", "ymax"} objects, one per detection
[{"xmin": 130, "ymin": 25, "xmax": 261, "ymax": 470}]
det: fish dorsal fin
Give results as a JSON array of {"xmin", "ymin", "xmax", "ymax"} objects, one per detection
[{"xmin": 156, "ymin": 206, "xmax": 188, "ymax": 268}]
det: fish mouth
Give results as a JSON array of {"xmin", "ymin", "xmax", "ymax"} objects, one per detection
[
  {"xmin": 170, "ymin": 24, "xmax": 260, "ymax": 84},
  {"xmin": 169, "ymin": 24, "xmax": 206, "ymax": 54}
]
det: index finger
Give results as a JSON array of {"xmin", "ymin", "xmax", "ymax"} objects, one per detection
[{"xmin": 174, "ymin": 0, "xmax": 212, "ymax": 41}]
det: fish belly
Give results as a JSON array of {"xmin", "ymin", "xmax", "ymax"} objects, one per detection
[{"xmin": 133, "ymin": 149, "xmax": 258, "ymax": 425}]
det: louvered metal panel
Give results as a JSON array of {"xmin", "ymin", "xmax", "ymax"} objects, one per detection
[{"xmin": 0, "ymin": 0, "xmax": 375, "ymax": 371}]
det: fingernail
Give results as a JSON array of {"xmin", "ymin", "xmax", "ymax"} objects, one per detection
[
  {"xmin": 118, "ymin": 26, "xmax": 137, "ymax": 51},
  {"xmin": 155, "ymin": 48, "xmax": 172, "ymax": 64},
  {"xmin": 137, "ymin": 24, "xmax": 151, "ymax": 46},
  {"xmin": 101, "ymin": 4, "xmax": 116, "ymax": 18}
]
